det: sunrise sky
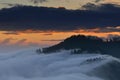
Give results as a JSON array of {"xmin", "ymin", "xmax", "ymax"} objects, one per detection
[{"xmin": 0, "ymin": 0, "xmax": 120, "ymax": 51}]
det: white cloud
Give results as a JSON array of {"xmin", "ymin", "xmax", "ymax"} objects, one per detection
[{"xmin": 0, "ymin": 50, "xmax": 114, "ymax": 80}]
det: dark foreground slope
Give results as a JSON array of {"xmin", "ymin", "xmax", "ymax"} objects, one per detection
[
  {"xmin": 39, "ymin": 35, "xmax": 120, "ymax": 58},
  {"xmin": 90, "ymin": 60, "xmax": 120, "ymax": 80}
]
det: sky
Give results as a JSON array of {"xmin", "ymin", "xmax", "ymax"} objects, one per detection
[{"xmin": 0, "ymin": 0, "xmax": 120, "ymax": 51}]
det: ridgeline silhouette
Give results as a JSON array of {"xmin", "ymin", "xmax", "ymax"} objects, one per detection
[{"xmin": 37, "ymin": 35, "xmax": 120, "ymax": 58}]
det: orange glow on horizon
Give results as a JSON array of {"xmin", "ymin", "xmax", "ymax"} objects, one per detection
[{"xmin": 0, "ymin": 29, "xmax": 120, "ymax": 47}]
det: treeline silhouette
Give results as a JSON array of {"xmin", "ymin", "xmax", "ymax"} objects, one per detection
[{"xmin": 37, "ymin": 35, "xmax": 120, "ymax": 58}]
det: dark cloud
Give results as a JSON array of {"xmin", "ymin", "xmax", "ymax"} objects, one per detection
[
  {"xmin": 98, "ymin": 27, "xmax": 120, "ymax": 32},
  {"xmin": 0, "ymin": 3, "xmax": 24, "ymax": 7},
  {"xmin": 94, "ymin": 0, "xmax": 102, "ymax": 3},
  {"xmin": 0, "ymin": 4, "xmax": 120, "ymax": 32},
  {"xmin": 42, "ymin": 33, "xmax": 53, "ymax": 36},
  {"xmin": 81, "ymin": 27, "xmax": 120, "ymax": 33},
  {"xmin": 107, "ymin": 34, "xmax": 120, "ymax": 39},
  {"xmin": 82, "ymin": 3, "xmax": 120, "ymax": 13},
  {"xmin": 3, "ymin": 31, "xmax": 19, "ymax": 35},
  {"xmin": 30, "ymin": 0, "xmax": 47, "ymax": 4}
]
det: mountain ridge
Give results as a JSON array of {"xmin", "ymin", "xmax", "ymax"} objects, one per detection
[{"xmin": 38, "ymin": 35, "xmax": 120, "ymax": 58}]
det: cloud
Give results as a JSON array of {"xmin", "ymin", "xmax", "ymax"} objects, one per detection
[
  {"xmin": 107, "ymin": 34, "xmax": 120, "ymax": 39},
  {"xmin": 0, "ymin": 4, "xmax": 120, "ymax": 32},
  {"xmin": 0, "ymin": 38, "xmax": 13, "ymax": 45},
  {"xmin": 94, "ymin": 0, "xmax": 102, "ymax": 3},
  {"xmin": 79, "ymin": 27, "xmax": 120, "ymax": 33},
  {"xmin": 30, "ymin": 0, "xmax": 47, "ymax": 4},
  {"xmin": 0, "ymin": 3, "xmax": 22, "ymax": 7},
  {"xmin": 3, "ymin": 31, "xmax": 19, "ymax": 35},
  {"xmin": 99, "ymin": 27, "xmax": 120, "ymax": 32},
  {"xmin": 42, "ymin": 33, "xmax": 53, "ymax": 36},
  {"xmin": 82, "ymin": 3, "xmax": 120, "ymax": 12},
  {"xmin": 15, "ymin": 39, "xmax": 27, "ymax": 45},
  {"xmin": 41, "ymin": 39, "xmax": 63, "ymax": 42},
  {"xmin": 28, "ymin": 42, "xmax": 40, "ymax": 46},
  {"xmin": 0, "ymin": 38, "xmax": 27, "ymax": 46}
]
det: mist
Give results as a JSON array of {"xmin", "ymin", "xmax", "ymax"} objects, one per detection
[{"xmin": 0, "ymin": 48, "xmax": 119, "ymax": 80}]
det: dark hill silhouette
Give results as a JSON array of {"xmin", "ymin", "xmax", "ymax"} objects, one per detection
[{"xmin": 37, "ymin": 35, "xmax": 120, "ymax": 58}]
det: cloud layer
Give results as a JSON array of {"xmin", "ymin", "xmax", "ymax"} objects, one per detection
[
  {"xmin": 0, "ymin": 3, "xmax": 120, "ymax": 32},
  {"xmin": 0, "ymin": 49, "xmax": 116, "ymax": 80}
]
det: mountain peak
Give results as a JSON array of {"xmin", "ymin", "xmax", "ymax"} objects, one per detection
[{"xmin": 37, "ymin": 35, "xmax": 120, "ymax": 58}]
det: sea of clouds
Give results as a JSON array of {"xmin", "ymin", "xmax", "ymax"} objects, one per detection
[{"xmin": 0, "ymin": 48, "xmax": 119, "ymax": 80}]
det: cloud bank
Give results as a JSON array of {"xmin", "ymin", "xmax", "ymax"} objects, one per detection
[
  {"xmin": 0, "ymin": 49, "xmax": 118, "ymax": 80},
  {"xmin": 0, "ymin": 3, "xmax": 120, "ymax": 32}
]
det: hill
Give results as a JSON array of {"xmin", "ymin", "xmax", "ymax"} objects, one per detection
[{"xmin": 38, "ymin": 35, "xmax": 120, "ymax": 58}]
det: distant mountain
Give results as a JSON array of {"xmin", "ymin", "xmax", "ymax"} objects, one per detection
[{"xmin": 37, "ymin": 35, "xmax": 120, "ymax": 58}]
